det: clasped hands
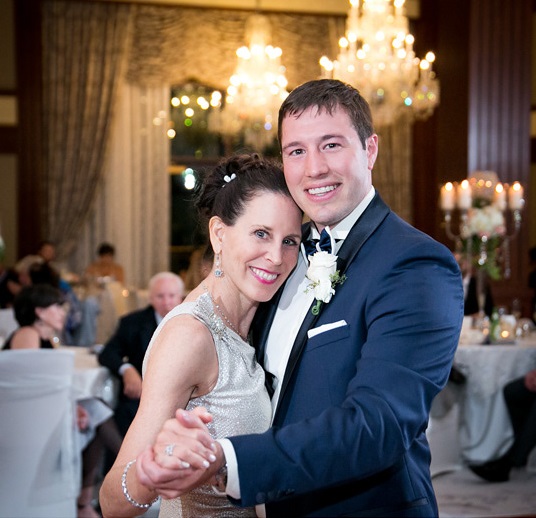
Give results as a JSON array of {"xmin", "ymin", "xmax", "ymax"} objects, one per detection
[{"xmin": 136, "ymin": 407, "xmax": 223, "ymax": 499}]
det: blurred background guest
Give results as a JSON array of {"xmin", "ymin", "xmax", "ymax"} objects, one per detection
[
  {"xmin": 469, "ymin": 369, "xmax": 536, "ymax": 482},
  {"xmin": 2, "ymin": 284, "xmax": 65, "ymax": 350},
  {"xmin": 84, "ymin": 242, "xmax": 125, "ymax": 285},
  {"xmin": 29, "ymin": 262, "xmax": 84, "ymax": 345},
  {"xmin": 6, "ymin": 254, "xmax": 43, "ymax": 300},
  {"xmin": 0, "ymin": 260, "xmax": 20, "ymax": 308},
  {"xmin": 98, "ymin": 271, "xmax": 185, "ymax": 460},
  {"xmin": 36, "ymin": 239, "xmax": 57, "ymax": 266}
]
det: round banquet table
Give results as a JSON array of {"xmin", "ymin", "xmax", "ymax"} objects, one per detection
[
  {"xmin": 61, "ymin": 345, "xmax": 118, "ymax": 407},
  {"xmin": 453, "ymin": 335, "xmax": 536, "ymax": 464}
]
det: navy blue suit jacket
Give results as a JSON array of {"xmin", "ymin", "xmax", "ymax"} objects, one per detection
[
  {"xmin": 230, "ymin": 194, "xmax": 464, "ymax": 517},
  {"xmin": 98, "ymin": 305, "xmax": 157, "ymax": 434}
]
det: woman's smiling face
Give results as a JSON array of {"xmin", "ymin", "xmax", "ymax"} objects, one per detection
[{"xmin": 216, "ymin": 191, "xmax": 302, "ymax": 304}]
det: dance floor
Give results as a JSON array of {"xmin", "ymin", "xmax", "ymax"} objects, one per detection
[{"xmin": 434, "ymin": 466, "xmax": 536, "ymax": 517}]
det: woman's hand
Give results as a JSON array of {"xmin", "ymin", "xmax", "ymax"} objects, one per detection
[{"xmin": 136, "ymin": 407, "xmax": 220, "ymax": 499}]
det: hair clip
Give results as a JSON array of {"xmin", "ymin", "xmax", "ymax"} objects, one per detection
[{"xmin": 223, "ymin": 174, "xmax": 237, "ymax": 184}]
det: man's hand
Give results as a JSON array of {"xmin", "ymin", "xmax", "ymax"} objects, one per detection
[
  {"xmin": 137, "ymin": 408, "xmax": 224, "ymax": 499},
  {"xmin": 122, "ymin": 366, "xmax": 143, "ymax": 398}
]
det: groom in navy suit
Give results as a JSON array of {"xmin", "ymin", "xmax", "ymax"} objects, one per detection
[{"xmin": 140, "ymin": 80, "xmax": 464, "ymax": 517}]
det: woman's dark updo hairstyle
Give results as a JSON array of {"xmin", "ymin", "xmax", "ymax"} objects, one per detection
[
  {"xmin": 195, "ymin": 153, "xmax": 297, "ymax": 226},
  {"xmin": 13, "ymin": 285, "xmax": 64, "ymax": 326}
]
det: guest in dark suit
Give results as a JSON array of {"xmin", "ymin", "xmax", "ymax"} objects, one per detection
[
  {"xmin": 98, "ymin": 271, "xmax": 185, "ymax": 436},
  {"xmin": 137, "ymin": 80, "xmax": 464, "ymax": 517},
  {"xmin": 469, "ymin": 368, "xmax": 536, "ymax": 482}
]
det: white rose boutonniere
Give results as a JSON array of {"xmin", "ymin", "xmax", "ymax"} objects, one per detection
[{"xmin": 306, "ymin": 250, "xmax": 346, "ymax": 315}]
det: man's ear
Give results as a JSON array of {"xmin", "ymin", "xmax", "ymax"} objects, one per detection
[
  {"xmin": 208, "ymin": 216, "xmax": 225, "ymax": 254},
  {"xmin": 366, "ymin": 134, "xmax": 379, "ymax": 170}
]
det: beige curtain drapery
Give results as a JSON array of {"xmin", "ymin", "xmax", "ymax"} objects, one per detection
[
  {"xmin": 41, "ymin": 1, "xmax": 133, "ymax": 259},
  {"xmin": 68, "ymin": 84, "xmax": 170, "ymax": 289}
]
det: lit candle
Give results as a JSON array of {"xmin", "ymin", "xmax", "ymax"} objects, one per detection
[
  {"xmin": 494, "ymin": 183, "xmax": 507, "ymax": 211},
  {"xmin": 457, "ymin": 179, "xmax": 472, "ymax": 210},
  {"xmin": 508, "ymin": 182, "xmax": 524, "ymax": 210},
  {"xmin": 440, "ymin": 182, "xmax": 455, "ymax": 210}
]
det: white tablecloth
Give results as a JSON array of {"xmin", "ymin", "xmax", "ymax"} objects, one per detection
[
  {"xmin": 61, "ymin": 346, "xmax": 118, "ymax": 408},
  {"xmin": 453, "ymin": 335, "xmax": 536, "ymax": 463}
]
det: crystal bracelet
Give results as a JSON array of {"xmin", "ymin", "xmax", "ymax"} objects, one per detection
[{"xmin": 121, "ymin": 459, "xmax": 159, "ymax": 509}]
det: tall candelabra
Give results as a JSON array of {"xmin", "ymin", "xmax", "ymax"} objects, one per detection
[{"xmin": 439, "ymin": 172, "xmax": 524, "ymax": 318}]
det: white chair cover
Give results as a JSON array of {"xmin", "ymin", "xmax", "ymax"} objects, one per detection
[
  {"xmin": 0, "ymin": 308, "xmax": 19, "ymax": 347},
  {"xmin": 0, "ymin": 349, "xmax": 80, "ymax": 518},
  {"xmin": 427, "ymin": 385, "xmax": 463, "ymax": 477}
]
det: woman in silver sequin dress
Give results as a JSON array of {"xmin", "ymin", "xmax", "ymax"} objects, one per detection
[{"xmin": 100, "ymin": 154, "xmax": 302, "ymax": 517}]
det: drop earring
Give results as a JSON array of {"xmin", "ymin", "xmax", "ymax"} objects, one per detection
[{"xmin": 214, "ymin": 253, "xmax": 223, "ymax": 278}]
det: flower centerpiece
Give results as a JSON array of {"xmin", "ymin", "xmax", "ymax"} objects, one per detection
[
  {"xmin": 460, "ymin": 195, "xmax": 506, "ymax": 280},
  {"xmin": 440, "ymin": 171, "xmax": 525, "ymax": 320}
]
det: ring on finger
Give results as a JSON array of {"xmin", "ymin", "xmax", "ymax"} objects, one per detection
[{"xmin": 165, "ymin": 443, "xmax": 176, "ymax": 457}]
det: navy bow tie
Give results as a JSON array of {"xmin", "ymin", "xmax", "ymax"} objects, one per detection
[{"xmin": 303, "ymin": 228, "xmax": 333, "ymax": 257}]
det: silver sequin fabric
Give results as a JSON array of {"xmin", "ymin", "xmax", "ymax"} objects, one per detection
[{"xmin": 144, "ymin": 292, "xmax": 271, "ymax": 518}]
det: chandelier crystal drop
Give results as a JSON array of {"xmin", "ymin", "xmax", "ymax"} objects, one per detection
[
  {"xmin": 319, "ymin": 0, "xmax": 440, "ymax": 127},
  {"xmin": 209, "ymin": 14, "xmax": 289, "ymax": 150}
]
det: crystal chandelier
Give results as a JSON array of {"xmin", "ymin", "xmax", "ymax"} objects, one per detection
[
  {"xmin": 209, "ymin": 14, "xmax": 289, "ymax": 150},
  {"xmin": 319, "ymin": 0, "xmax": 439, "ymax": 127}
]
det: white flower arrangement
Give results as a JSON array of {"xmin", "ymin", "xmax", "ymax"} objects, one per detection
[
  {"xmin": 305, "ymin": 250, "xmax": 346, "ymax": 315},
  {"xmin": 460, "ymin": 194, "xmax": 507, "ymax": 281},
  {"xmin": 461, "ymin": 205, "xmax": 506, "ymax": 239}
]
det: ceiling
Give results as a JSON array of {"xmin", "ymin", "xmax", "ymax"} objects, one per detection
[{"xmin": 96, "ymin": 0, "xmax": 420, "ymax": 17}]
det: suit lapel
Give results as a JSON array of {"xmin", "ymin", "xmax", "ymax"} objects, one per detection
[{"xmin": 274, "ymin": 194, "xmax": 390, "ymax": 421}]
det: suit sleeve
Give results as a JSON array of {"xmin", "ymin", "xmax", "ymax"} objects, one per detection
[
  {"xmin": 229, "ymin": 238, "xmax": 464, "ymax": 506},
  {"xmin": 98, "ymin": 316, "xmax": 132, "ymax": 376}
]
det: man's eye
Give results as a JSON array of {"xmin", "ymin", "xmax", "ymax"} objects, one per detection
[
  {"xmin": 288, "ymin": 149, "xmax": 304, "ymax": 156},
  {"xmin": 255, "ymin": 230, "xmax": 267, "ymax": 238}
]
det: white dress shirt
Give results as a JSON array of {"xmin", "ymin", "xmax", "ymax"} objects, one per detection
[{"xmin": 219, "ymin": 187, "xmax": 376, "ymax": 511}]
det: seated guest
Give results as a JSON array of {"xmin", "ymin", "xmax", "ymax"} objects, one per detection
[
  {"xmin": 98, "ymin": 271, "xmax": 185, "ymax": 437},
  {"xmin": 1, "ymin": 284, "xmax": 122, "ymax": 517},
  {"xmin": 0, "ymin": 262, "xmax": 20, "ymax": 308},
  {"xmin": 35, "ymin": 239, "xmax": 80, "ymax": 284},
  {"xmin": 2, "ymin": 284, "xmax": 66, "ymax": 350},
  {"xmin": 84, "ymin": 242, "xmax": 125, "ymax": 285},
  {"xmin": 6, "ymin": 255, "xmax": 43, "ymax": 300},
  {"xmin": 29, "ymin": 262, "xmax": 84, "ymax": 345},
  {"xmin": 469, "ymin": 369, "xmax": 536, "ymax": 482}
]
